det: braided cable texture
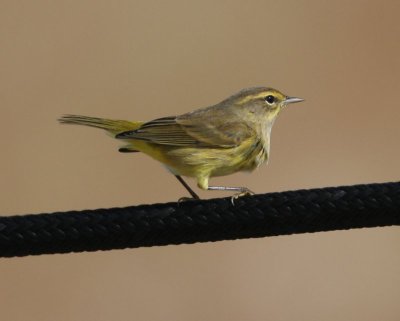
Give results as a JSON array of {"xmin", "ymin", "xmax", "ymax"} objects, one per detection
[{"xmin": 0, "ymin": 181, "xmax": 399, "ymax": 257}]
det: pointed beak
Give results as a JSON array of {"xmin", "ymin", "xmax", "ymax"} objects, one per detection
[{"xmin": 285, "ymin": 96, "xmax": 304, "ymax": 104}]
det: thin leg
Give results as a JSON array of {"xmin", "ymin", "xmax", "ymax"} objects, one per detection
[
  {"xmin": 207, "ymin": 186, "xmax": 254, "ymax": 193},
  {"xmin": 175, "ymin": 175, "xmax": 200, "ymax": 200},
  {"xmin": 207, "ymin": 186, "xmax": 255, "ymax": 205}
]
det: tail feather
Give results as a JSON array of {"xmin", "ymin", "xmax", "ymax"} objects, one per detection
[{"xmin": 59, "ymin": 115, "xmax": 143, "ymax": 136}]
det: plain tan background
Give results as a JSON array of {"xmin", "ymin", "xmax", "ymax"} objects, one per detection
[{"xmin": 1, "ymin": 1, "xmax": 399, "ymax": 320}]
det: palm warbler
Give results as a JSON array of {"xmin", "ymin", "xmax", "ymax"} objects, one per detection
[{"xmin": 59, "ymin": 87, "xmax": 303, "ymax": 201}]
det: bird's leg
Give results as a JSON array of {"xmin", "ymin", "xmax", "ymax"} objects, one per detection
[
  {"xmin": 207, "ymin": 186, "xmax": 255, "ymax": 205},
  {"xmin": 175, "ymin": 175, "xmax": 200, "ymax": 201}
]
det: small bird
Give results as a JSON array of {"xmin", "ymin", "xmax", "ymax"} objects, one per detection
[{"xmin": 59, "ymin": 87, "xmax": 303, "ymax": 201}]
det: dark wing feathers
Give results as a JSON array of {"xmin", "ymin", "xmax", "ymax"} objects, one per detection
[
  {"xmin": 116, "ymin": 116, "xmax": 200, "ymax": 146},
  {"xmin": 115, "ymin": 109, "xmax": 254, "ymax": 148}
]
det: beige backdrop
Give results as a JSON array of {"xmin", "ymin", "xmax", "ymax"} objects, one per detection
[{"xmin": 1, "ymin": 1, "xmax": 399, "ymax": 320}]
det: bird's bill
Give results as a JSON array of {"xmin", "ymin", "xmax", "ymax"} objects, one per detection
[{"xmin": 285, "ymin": 96, "xmax": 304, "ymax": 104}]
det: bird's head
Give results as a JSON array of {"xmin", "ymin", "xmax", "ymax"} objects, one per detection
[{"xmin": 230, "ymin": 87, "xmax": 304, "ymax": 122}]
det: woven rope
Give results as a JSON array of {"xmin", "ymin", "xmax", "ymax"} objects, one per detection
[{"xmin": 0, "ymin": 181, "xmax": 399, "ymax": 257}]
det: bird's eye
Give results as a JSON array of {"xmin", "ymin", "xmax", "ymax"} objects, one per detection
[{"xmin": 265, "ymin": 95, "xmax": 275, "ymax": 104}]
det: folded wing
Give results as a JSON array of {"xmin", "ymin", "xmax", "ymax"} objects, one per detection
[{"xmin": 115, "ymin": 108, "xmax": 255, "ymax": 148}]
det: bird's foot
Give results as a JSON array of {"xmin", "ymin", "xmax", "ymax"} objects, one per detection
[
  {"xmin": 230, "ymin": 188, "xmax": 255, "ymax": 205},
  {"xmin": 178, "ymin": 196, "xmax": 200, "ymax": 203}
]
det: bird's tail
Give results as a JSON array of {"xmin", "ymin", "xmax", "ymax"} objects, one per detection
[{"xmin": 59, "ymin": 114, "xmax": 143, "ymax": 136}]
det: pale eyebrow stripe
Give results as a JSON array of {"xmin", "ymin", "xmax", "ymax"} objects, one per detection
[{"xmin": 237, "ymin": 92, "xmax": 268, "ymax": 104}]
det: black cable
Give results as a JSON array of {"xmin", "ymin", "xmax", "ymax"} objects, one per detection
[{"xmin": 0, "ymin": 181, "xmax": 399, "ymax": 258}]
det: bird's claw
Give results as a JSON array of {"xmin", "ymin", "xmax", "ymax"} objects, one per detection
[
  {"xmin": 178, "ymin": 196, "xmax": 200, "ymax": 203},
  {"xmin": 230, "ymin": 188, "xmax": 255, "ymax": 205}
]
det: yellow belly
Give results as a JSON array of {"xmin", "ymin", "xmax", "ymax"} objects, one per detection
[{"xmin": 128, "ymin": 138, "xmax": 268, "ymax": 179}]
